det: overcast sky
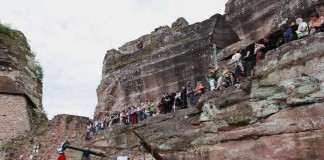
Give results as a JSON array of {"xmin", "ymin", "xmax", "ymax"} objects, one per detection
[{"xmin": 0, "ymin": 0, "xmax": 227, "ymax": 119}]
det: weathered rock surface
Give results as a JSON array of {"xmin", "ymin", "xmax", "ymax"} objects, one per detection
[
  {"xmin": 171, "ymin": 17, "xmax": 189, "ymax": 30},
  {"xmin": 0, "ymin": 32, "xmax": 42, "ymax": 109},
  {"xmin": 91, "ymin": 0, "xmax": 324, "ymax": 158},
  {"xmin": 90, "ymin": 32, "xmax": 324, "ymax": 160},
  {"xmin": 95, "ymin": 14, "xmax": 239, "ymax": 116},
  {"xmin": 225, "ymin": 0, "xmax": 323, "ymax": 41}
]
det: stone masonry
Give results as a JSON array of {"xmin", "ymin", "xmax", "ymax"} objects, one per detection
[
  {"xmin": 1, "ymin": 115, "xmax": 90, "ymax": 160},
  {"xmin": 0, "ymin": 94, "xmax": 31, "ymax": 146}
]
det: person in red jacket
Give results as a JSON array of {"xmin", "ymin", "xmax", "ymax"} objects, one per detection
[{"xmin": 57, "ymin": 148, "xmax": 66, "ymax": 160}]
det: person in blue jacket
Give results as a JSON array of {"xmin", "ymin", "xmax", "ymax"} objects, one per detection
[{"xmin": 282, "ymin": 24, "xmax": 293, "ymax": 43}]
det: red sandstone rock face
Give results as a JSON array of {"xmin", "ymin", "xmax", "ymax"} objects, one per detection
[
  {"xmin": 95, "ymin": 14, "xmax": 239, "ymax": 117},
  {"xmin": 225, "ymin": 0, "xmax": 323, "ymax": 41},
  {"xmin": 88, "ymin": 33, "xmax": 324, "ymax": 160},
  {"xmin": 91, "ymin": 1, "xmax": 324, "ymax": 159}
]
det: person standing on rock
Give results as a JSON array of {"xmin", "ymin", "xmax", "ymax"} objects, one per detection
[
  {"xmin": 121, "ymin": 110, "xmax": 127, "ymax": 124},
  {"xmin": 186, "ymin": 82, "xmax": 195, "ymax": 105},
  {"xmin": 164, "ymin": 93, "xmax": 172, "ymax": 112},
  {"xmin": 127, "ymin": 107, "xmax": 132, "ymax": 124},
  {"xmin": 132, "ymin": 106, "xmax": 138, "ymax": 124},
  {"xmin": 85, "ymin": 122, "xmax": 93, "ymax": 140},
  {"xmin": 296, "ymin": 18, "xmax": 309, "ymax": 39},
  {"xmin": 206, "ymin": 63, "xmax": 218, "ymax": 91},
  {"xmin": 309, "ymin": 12, "xmax": 324, "ymax": 33},
  {"xmin": 174, "ymin": 90, "xmax": 181, "ymax": 111},
  {"xmin": 149, "ymin": 100, "xmax": 155, "ymax": 117},
  {"xmin": 180, "ymin": 86, "xmax": 188, "ymax": 109},
  {"xmin": 193, "ymin": 81, "xmax": 205, "ymax": 103},
  {"xmin": 160, "ymin": 94, "xmax": 167, "ymax": 113},
  {"xmin": 219, "ymin": 67, "xmax": 235, "ymax": 88},
  {"xmin": 241, "ymin": 44, "xmax": 255, "ymax": 80},
  {"xmin": 228, "ymin": 48, "xmax": 245, "ymax": 85},
  {"xmin": 144, "ymin": 101, "xmax": 151, "ymax": 118},
  {"xmin": 282, "ymin": 24, "xmax": 293, "ymax": 43}
]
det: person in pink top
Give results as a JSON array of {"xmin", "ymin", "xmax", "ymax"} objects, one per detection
[{"xmin": 309, "ymin": 12, "xmax": 324, "ymax": 33}]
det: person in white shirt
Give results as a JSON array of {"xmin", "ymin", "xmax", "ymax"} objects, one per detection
[
  {"xmin": 174, "ymin": 91, "xmax": 181, "ymax": 112},
  {"xmin": 228, "ymin": 49, "xmax": 245, "ymax": 73},
  {"xmin": 296, "ymin": 18, "xmax": 309, "ymax": 39},
  {"xmin": 228, "ymin": 48, "xmax": 245, "ymax": 85}
]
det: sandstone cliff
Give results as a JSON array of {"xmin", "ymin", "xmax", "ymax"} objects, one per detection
[
  {"xmin": 225, "ymin": 0, "xmax": 322, "ymax": 41},
  {"xmin": 90, "ymin": 0, "xmax": 324, "ymax": 160},
  {"xmin": 96, "ymin": 15, "xmax": 239, "ymax": 116},
  {"xmin": 89, "ymin": 32, "xmax": 324, "ymax": 160}
]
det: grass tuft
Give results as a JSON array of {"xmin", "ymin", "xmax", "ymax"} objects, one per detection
[{"xmin": 0, "ymin": 22, "xmax": 19, "ymax": 39}]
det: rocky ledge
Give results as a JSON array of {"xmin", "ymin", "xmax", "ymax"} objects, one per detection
[{"xmin": 88, "ymin": 33, "xmax": 324, "ymax": 159}]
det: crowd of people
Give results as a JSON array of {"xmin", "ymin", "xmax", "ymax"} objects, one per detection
[
  {"xmin": 205, "ymin": 12, "xmax": 324, "ymax": 91},
  {"xmin": 85, "ymin": 81, "xmax": 205, "ymax": 139},
  {"xmin": 85, "ymin": 12, "xmax": 324, "ymax": 140}
]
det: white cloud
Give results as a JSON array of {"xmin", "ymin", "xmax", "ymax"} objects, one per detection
[{"xmin": 0, "ymin": 0, "xmax": 227, "ymax": 119}]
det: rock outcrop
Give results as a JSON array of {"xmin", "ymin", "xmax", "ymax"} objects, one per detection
[
  {"xmin": 0, "ymin": 31, "xmax": 42, "ymax": 109},
  {"xmin": 95, "ymin": 14, "xmax": 239, "ymax": 116},
  {"xmin": 91, "ymin": 0, "xmax": 324, "ymax": 159},
  {"xmin": 89, "ymin": 33, "xmax": 324, "ymax": 160},
  {"xmin": 171, "ymin": 17, "xmax": 189, "ymax": 31},
  {"xmin": 225, "ymin": 0, "xmax": 323, "ymax": 42}
]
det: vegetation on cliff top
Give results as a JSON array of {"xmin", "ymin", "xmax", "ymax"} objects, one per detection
[
  {"xmin": 0, "ymin": 22, "xmax": 19, "ymax": 39},
  {"xmin": 0, "ymin": 21, "xmax": 44, "ymax": 82},
  {"xmin": 33, "ymin": 60, "xmax": 44, "ymax": 82}
]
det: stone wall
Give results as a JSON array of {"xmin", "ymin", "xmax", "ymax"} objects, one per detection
[
  {"xmin": 0, "ymin": 94, "xmax": 31, "ymax": 146},
  {"xmin": 1, "ymin": 115, "xmax": 90, "ymax": 160}
]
